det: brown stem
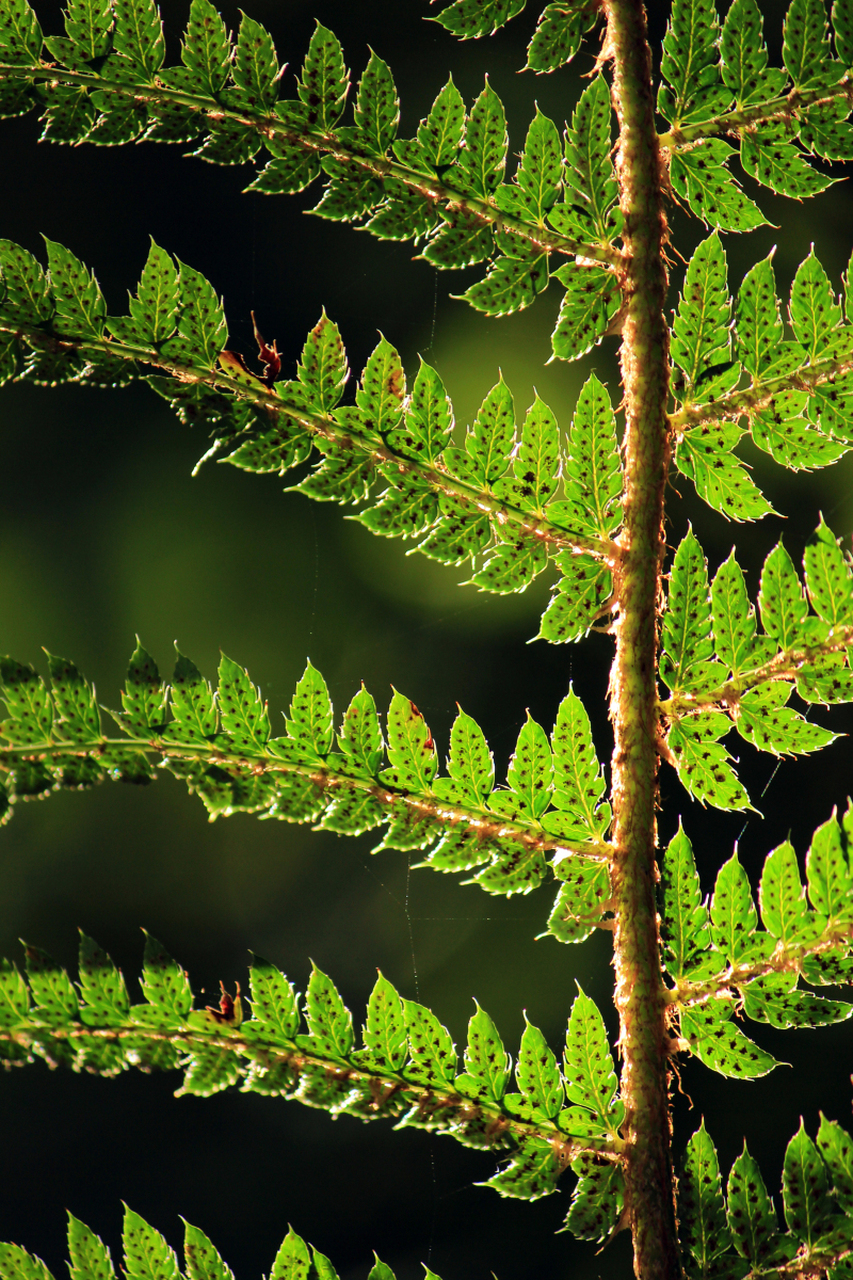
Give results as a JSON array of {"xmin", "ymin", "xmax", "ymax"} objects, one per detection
[{"xmin": 603, "ymin": 1, "xmax": 680, "ymax": 1276}]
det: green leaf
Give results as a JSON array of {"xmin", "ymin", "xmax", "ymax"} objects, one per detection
[
  {"xmin": 66, "ymin": 1214, "xmax": 115, "ymax": 1280},
  {"xmin": 743, "ymin": 974, "xmax": 852, "ymax": 1028},
  {"xmin": 380, "ymin": 690, "xmax": 437, "ymax": 791},
  {"xmin": 458, "ymin": 250, "xmax": 547, "ymax": 318},
  {"xmin": 661, "ymin": 824, "xmax": 710, "ymax": 977},
  {"xmin": 670, "ymin": 139, "xmax": 767, "ymax": 232},
  {"xmin": 758, "ymin": 541, "xmax": 809, "ymax": 648},
  {"xmin": 0, "ymin": 956, "xmax": 29, "ymax": 1027},
  {"xmin": 737, "ymin": 681, "xmax": 838, "ymax": 756},
  {"xmin": 337, "ymin": 685, "xmax": 383, "ymax": 776},
  {"xmin": 459, "ymin": 1001, "xmax": 510, "ymax": 1101},
  {"xmin": 0, "ymin": 657, "xmax": 52, "ymax": 744},
  {"xmin": 751, "ymin": 390, "xmax": 846, "ymax": 472},
  {"xmin": 445, "ymin": 706, "xmax": 493, "ymax": 802},
  {"xmin": 501, "ymin": 107, "xmax": 561, "ymax": 222},
  {"xmin": 817, "ymin": 1116, "xmax": 853, "ymax": 1215},
  {"xmin": 679, "ymin": 1122, "xmax": 732, "ymax": 1272},
  {"xmin": 77, "ymin": 933, "xmax": 130, "ymax": 1025},
  {"xmin": 564, "ymin": 1155, "xmax": 624, "ymax": 1241},
  {"xmin": 711, "ymin": 551, "xmax": 770, "ymax": 678},
  {"xmin": 806, "ymin": 812, "xmax": 853, "ymax": 924},
  {"xmin": 159, "ymin": 260, "xmax": 227, "ymax": 370},
  {"xmin": 111, "ymin": 0, "xmax": 165, "ymax": 77},
  {"xmin": 515, "ymin": 1018, "xmax": 563, "ymax": 1118},
  {"xmin": 550, "ymin": 264, "xmax": 619, "ymax": 362},
  {"xmin": 676, "ymin": 421, "xmax": 775, "ymax": 521},
  {"xmin": 790, "ymin": 249, "xmax": 843, "ymax": 358},
  {"xmin": 180, "ymin": 0, "xmax": 230, "ymax": 95},
  {"xmin": 247, "ymin": 143, "xmax": 321, "ymax": 196},
  {"xmin": 784, "ymin": 0, "xmax": 843, "ymax": 88},
  {"xmin": 563, "ymin": 987, "xmax": 617, "ymax": 1125},
  {"xmin": 0, "ymin": 1243, "xmax": 56, "ymax": 1280},
  {"xmin": 167, "ymin": 650, "xmax": 216, "ymax": 745},
  {"xmin": 537, "ymin": 556, "xmax": 612, "ymax": 642},
  {"xmin": 366, "ymin": 1258, "xmax": 396, "ymax": 1280},
  {"xmin": 284, "ymin": 661, "xmax": 333, "ymax": 759},
  {"xmin": 0, "ymin": 239, "xmax": 51, "ymax": 325},
  {"xmin": 353, "ymin": 51, "xmax": 398, "ymax": 156},
  {"xmin": 432, "ymin": 0, "xmax": 526, "ymax": 39},
  {"xmin": 300, "ymin": 962, "xmax": 353, "ymax": 1059},
  {"xmin": 672, "ymin": 232, "xmax": 734, "ymax": 397},
  {"xmin": 122, "ymin": 1208, "xmax": 180, "ymax": 1280},
  {"xmin": 126, "ymin": 240, "xmax": 179, "ymax": 344},
  {"xmin": 682, "ymin": 1000, "xmax": 779, "ymax": 1078},
  {"xmin": 668, "ymin": 713, "xmax": 753, "ymax": 811},
  {"xmin": 232, "ymin": 13, "xmax": 278, "ymax": 111},
  {"xmin": 727, "ymin": 1146, "xmax": 781, "ymax": 1263},
  {"xmin": 115, "ymin": 640, "xmax": 166, "ymax": 736},
  {"xmin": 504, "ymin": 713, "xmax": 552, "ymax": 820},
  {"xmin": 482, "ymin": 1136, "xmax": 564, "ymax": 1200},
  {"xmin": 554, "ymin": 76, "xmax": 618, "ymax": 244},
  {"xmin": 402, "ymin": 998, "xmax": 456, "ymax": 1085},
  {"xmin": 183, "ymin": 1224, "xmax": 233, "ymax": 1280},
  {"xmin": 295, "ymin": 311, "xmax": 347, "ymax": 413},
  {"xmin": 710, "ymin": 852, "xmax": 758, "ymax": 961},
  {"xmin": 23, "ymin": 944, "xmax": 78, "ymax": 1025},
  {"xmin": 721, "ymin": 0, "xmax": 788, "ymax": 105},
  {"xmin": 44, "ymin": 237, "xmax": 105, "ymax": 339},
  {"xmin": 412, "ymin": 77, "xmax": 465, "ymax": 170},
  {"xmin": 736, "ymin": 253, "xmax": 786, "ymax": 378},
  {"xmin": 660, "ymin": 528, "xmax": 717, "ymax": 693},
  {"xmin": 549, "ymin": 687, "xmax": 607, "ymax": 831},
  {"xmin": 0, "ymin": 0, "xmax": 43, "ymax": 65},
  {"xmin": 455, "ymin": 81, "xmax": 507, "ymax": 197},
  {"xmin": 387, "ymin": 359, "xmax": 452, "ymax": 462},
  {"xmin": 560, "ymin": 373, "xmax": 622, "ymax": 540},
  {"xmin": 46, "ymin": 652, "xmax": 101, "ymax": 743},
  {"xmin": 62, "ymin": 0, "xmax": 111, "ymax": 60},
  {"xmin": 357, "ymin": 971, "xmax": 406, "ymax": 1070},
  {"xmin": 269, "ymin": 1229, "xmax": 311, "ymax": 1280},
  {"xmin": 835, "ymin": 0, "xmax": 853, "ymax": 66},
  {"xmin": 741, "ymin": 123, "xmax": 835, "ymax": 198},
  {"xmin": 297, "ymin": 23, "xmax": 348, "ymax": 130},
  {"xmin": 354, "ymin": 335, "xmax": 405, "ymax": 435},
  {"xmin": 139, "ymin": 932, "xmax": 192, "ymax": 1022},
  {"xmin": 506, "ymin": 394, "xmax": 559, "ymax": 512},
  {"xmin": 248, "ymin": 955, "xmax": 299, "ymax": 1042},
  {"xmin": 545, "ymin": 858, "xmax": 609, "ymax": 944},
  {"xmin": 525, "ymin": 2, "xmax": 599, "ymax": 74},
  {"xmin": 758, "ymin": 841, "xmax": 811, "ymax": 944},
  {"xmin": 216, "ymin": 655, "xmax": 270, "ymax": 752},
  {"xmin": 804, "ymin": 516, "xmax": 853, "ymax": 627},
  {"xmin": 658, "ymin": 0, "xmax": 730, "ymax": 125},
  {"xmin": 463, "ymin": 380, "xmax": 515, "ymax": 484}
]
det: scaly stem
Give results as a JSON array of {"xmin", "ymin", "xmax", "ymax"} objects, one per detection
[{"xmin": 604, "ymin": 1, "xmax": 680, "ymax": 1277}]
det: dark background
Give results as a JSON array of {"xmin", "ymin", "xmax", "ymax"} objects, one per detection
[{"xmin": 1, "ymin": 2, "xmax": 852, "ymax": 1278}]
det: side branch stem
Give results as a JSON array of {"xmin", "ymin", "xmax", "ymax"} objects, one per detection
[
  {"xmin": 604, "ymin": 1, "xmax": 679, "ymax": 1276},
  {"xmin": 0, "ymin": 62, "xmax": 620, "ymax": 265},
  {"xmin": 0, "ymin": 322, "xmax": 615, "ymax": 561}
]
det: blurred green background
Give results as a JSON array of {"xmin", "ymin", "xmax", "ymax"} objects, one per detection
[{"xmin": 1, "ymin": 2, "xmax": 853, "ymax": 1278}]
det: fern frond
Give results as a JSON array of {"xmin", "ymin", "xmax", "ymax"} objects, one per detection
[
  {"xmin": 0, "ymin": 236, "xmax": 623, "ymax": 642},
  {"xmin": 0, "ymin": 1203, "xmax": 443, "ymax": 1280},
  {"xmin": 657, "ymin": 0, "xmax": 853, "ymax": 230},
  {"xmin": 0, "ymin": 644, "xmax": 615, "ymax": 922},
  {"xmin": 658, "ymin": 522, "xmax": 853, "ymax": 809},
  {"xmin": 0, "ymin": 0, "xmax": 621, "ymax": 279},
  {"xmin": 660, "ymin": 816, "xmax": 853, "ymax": 1081},
  {"xmin": 670, "ymin": 239, "xmax": 853, "ymax": 521},
  {"xmin": 0, "ymin": 934, "xmax": 624, "ymax": 1210},
  {"xmin": 678, "ymin": 1118, "xmax": 853, "ymax": 1276}
]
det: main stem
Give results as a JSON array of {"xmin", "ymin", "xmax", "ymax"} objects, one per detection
[{"xmin": 604, "ymin": 2, "xmax": 680, "ymax": 1277}]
